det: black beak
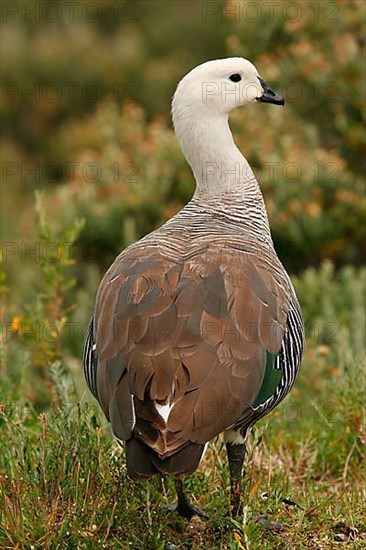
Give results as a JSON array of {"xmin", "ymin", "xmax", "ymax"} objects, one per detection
[{"xmin": 257, "ymin": 77, "xmax": 285, "ymax": 106}]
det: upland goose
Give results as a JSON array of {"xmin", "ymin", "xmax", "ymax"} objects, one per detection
[{"xmin": 83, "ymin": 58, "xmax": 304, "ymax": 519}]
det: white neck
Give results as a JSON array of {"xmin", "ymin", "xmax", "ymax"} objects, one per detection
[
  {"xmin": 173, "ymin": 107, "xmax": 265, "ymax": 194},
  {"xmin": 172, "ymin": 106, "xmax": 273, "ymax": 243}
]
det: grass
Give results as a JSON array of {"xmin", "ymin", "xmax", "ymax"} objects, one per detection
[
  {"xmin": 0, "ymin": 207, "xmax": 365, "ymax": 548},
  {"xmin": 0, "ymin": 354, "xmax": 365, "ymax": 549}
]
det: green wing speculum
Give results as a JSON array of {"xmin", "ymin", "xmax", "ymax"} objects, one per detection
[{"xmin": 253, "ymin": 351, "xmax": 281, "ymax": 408}]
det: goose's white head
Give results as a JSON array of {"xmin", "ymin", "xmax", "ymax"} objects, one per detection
[
  {"xmin": 172, "ymin": 57, "xmax": 284, "ymax": 121},
  {"xmin": 171, "ymin": 58, "xmax": 285, "ymax": 194}
]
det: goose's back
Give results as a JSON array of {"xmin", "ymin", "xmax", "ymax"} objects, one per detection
[{"xmin": 84, "ymin": 220, "xmax": 303, "ymax": 460}]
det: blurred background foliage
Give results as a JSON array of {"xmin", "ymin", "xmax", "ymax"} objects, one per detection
[
  {"xmin": 1, "ymin": 0, "xmax": 365, "ymax": 402},
  {"xmin": 1, "ymin": 2, "xmax": 365, "ymax": 546}
]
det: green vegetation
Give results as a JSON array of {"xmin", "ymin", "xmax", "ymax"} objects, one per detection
[
  {"xmin": 1, "ymin": 237, "xmax": 365, "ymax": 546},
  {"xmin": 1, "ymin": 0, "xmax": 365, "ymax": 548}
]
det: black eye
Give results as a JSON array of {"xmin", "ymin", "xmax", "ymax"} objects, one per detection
[{"xmin": 229, "ymin": 73, "xmax": 241, "ymax": 82}]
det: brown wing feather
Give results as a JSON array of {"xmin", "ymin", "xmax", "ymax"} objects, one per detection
[{"xmin": 93, "ymin": 240, "xmax": 290, "ymax": 456}]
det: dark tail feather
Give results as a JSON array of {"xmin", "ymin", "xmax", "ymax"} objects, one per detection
[
  {"xmin": 125, "ymin": 438, "xmax": 159, "ymax": 479},
  {"xmin": 151, "ymin": 442, "xmax": 205, "ymax": 476},
  {"xmin": 125, "ymin": 437, "xmax": 205, "ymax": 479}
]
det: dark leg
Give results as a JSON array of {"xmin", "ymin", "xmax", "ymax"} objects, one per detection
[
  {"xmin": 226, "ymin": 440, "xmax": 246, "ymax": 517},
  {"xmin": 174, "ymin": 478, "xmax": 203, "ymax": 519}
]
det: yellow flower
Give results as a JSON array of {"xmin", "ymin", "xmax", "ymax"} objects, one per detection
[
  {"xmin": 234, "ymin": 531, "xmax": 245, "ymax": 549},
  {"xmin": 11, "ymin": 316, "xmax": 21, "ymax": 333}
]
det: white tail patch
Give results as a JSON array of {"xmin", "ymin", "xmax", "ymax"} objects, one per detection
[
  {"xmin": 131, "ymin": 395, "xmax": 136, "ymax": 430},
  {"xmin": 155, "ymin": 402, "xmax": 173, "ymax": 424}
]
